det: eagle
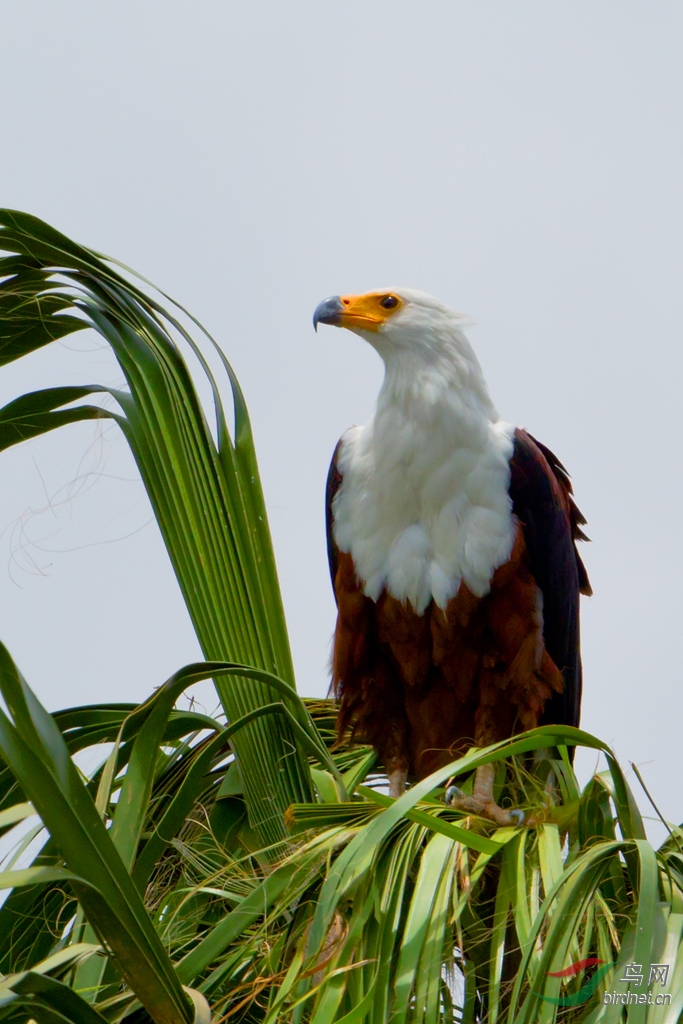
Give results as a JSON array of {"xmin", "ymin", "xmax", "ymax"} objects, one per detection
[{"xmin": 314, "ymin": 288, "xmax": 591, "ymax": 824}]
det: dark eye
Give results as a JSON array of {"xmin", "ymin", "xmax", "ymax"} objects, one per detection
[{"xmin": 380, "ymin": 295, "xmax": 398, "ymax": 309}]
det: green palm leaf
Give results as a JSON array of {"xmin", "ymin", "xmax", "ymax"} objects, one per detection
[
  {"xmin": 0, "ymin": 209, "xmax": 313, "ymax": 846},
  {"xmin": 0, "ymin": 643, "xmax": 201, "ymax": 1024}
]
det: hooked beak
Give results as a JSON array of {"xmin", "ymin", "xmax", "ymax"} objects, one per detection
[{"xmin": 312, "ymin": 295, "xmax": 344, "ymax": 331}]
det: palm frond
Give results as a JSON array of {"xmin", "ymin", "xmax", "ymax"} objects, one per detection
[{"xmin": 0, "ymin": 209, "xmax": 313, "ymax": 846}]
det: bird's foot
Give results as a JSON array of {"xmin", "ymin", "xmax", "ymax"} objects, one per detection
[{"xmin": 445, "ymin": 783, "xmax": 526, "ymax": 827}]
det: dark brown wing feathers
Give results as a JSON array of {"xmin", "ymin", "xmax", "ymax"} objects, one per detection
[
  {"xmin": 325, "ymin": 439, "xmax": 344, "ymax": 594},
  {"xmin": 526, "ymin": 432, "xmax": 592, "ymax": 594},
  {"xmin": 508, "ymin": 428, "xmax": 590, "ymax": 732}
]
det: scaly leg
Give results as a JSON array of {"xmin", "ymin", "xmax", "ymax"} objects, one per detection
[
  {"xmin": 388, "ymin": 768, "xmax": 408, "ymax": 799},
  {"xmin": 446, "ymin": 763, "xmax": 525, "ymax": 826},
  {"xmin": 533, "ymin": 747, "xmax": 559, "ymax": 804}
]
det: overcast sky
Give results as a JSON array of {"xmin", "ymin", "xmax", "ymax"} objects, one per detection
[{"xmin": 1, "ymin": 3, "xmax": 682, "ymax": 836}]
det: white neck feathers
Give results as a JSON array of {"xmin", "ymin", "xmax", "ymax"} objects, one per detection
[{"xmin": 332, "ymin": 323, "xmax": 515, "ymax": 614}]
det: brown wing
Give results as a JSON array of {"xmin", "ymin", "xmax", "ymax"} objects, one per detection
[
  {"xmin": 508, "ymin": 428, "xmax": 591, "ymax": 732},
  {"xmin": 325, "ymin": 438, "xmax": 344, "ymax": 598}
]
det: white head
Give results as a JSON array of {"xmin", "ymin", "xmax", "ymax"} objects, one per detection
[{"xmin": 313, "ymin": 287, "xmax": 496, "ymax": 414}]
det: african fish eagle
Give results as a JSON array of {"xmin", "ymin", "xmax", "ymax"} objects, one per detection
[{"xmin": 313, "ymin": 288, "xmax": 591, "ymax": 825}]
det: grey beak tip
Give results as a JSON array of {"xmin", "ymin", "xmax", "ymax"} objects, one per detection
[{"xmin": 313, "ymin": 295, "xmax": 344, "ymax": 331}]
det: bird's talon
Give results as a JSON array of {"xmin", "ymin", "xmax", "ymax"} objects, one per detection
[
  {"xmin": 445, "ymin": 785, "xmax": 463, "ymax": 805},
  {"xmin": 507, "ymin": 808, "xmax": 525, "ymax": 825}
]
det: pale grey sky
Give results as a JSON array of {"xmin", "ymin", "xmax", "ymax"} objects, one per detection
[{"xmin": 1, "ymin": 3, "xmax": 682, "ymax": 834}]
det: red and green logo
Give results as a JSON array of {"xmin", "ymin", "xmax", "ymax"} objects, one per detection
[{"xmin": 533, "ymin": 958, "xmax": 614, "ymax": 1006}]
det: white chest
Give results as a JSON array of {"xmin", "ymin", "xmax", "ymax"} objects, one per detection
[{"xmin": 332, "ymin": 388, "xmax": 516, "ymax": 614}]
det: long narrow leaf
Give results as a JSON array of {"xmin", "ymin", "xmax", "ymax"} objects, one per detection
[
  {"xmin": 0, "ymin": 644, "xmax": 192, "ymax": 1024},
  {"xmin": 0, "ymin": 210, "xmax": 313, "ymax": 845}
]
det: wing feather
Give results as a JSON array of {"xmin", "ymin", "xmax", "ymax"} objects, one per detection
[
  {"xmin": 325, "ymin": 439, "xmax": 344, "ymax": 597},
  {"xmin": 508, "ymin": 428, "xmax": 590, "ymax": 731}
]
